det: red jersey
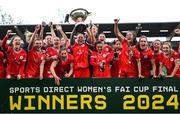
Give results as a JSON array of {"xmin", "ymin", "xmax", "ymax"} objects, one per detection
[
  {"xmin": 90, "ymin": 50, "xmax": 113, "ymax": 78},
  {"xmin": 26, "ymin": 48, "xmax": 46, "ymax": 78},
  {"xmin": 44, "ymin": 47, "xmax": 59, "ymax": 78},
  {"xmin": 161, "ymin": 51, "xmax": 180, "ymax": 77},
  {"xmin": 0, "ymin": 51, "xmax": 5, "ymax": 78},
  {"xmin": 120, "ymin": 39, "xmax": 140, "ymax": 78},
  {"xmin": 140, "ymin": 48, "xmax": 154, "ymax": 77},
  {"xmin": 71, "ymin": 43, "xmax": 90, "ymax": 78},
  {"xmin": 111, "ymin": 51, "xmax": 121, "ymax": 78},
  {"xmin": 2, "ymin": 37, "xmax": 27, "ymax": 78},
  {"xmin": 55, "ymin": 54, "xmax": 74, "ymax": 78},
  {"xmin": 154, "ymin": 52, "xmax": 163, "ymax": 76}
]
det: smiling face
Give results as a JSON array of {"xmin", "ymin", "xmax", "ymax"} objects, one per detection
[
  {"xmin": 12, "ymin": 36, "xmax": 21, "ymax": 49},
  {"xmin": 153, "ymin": 40, "xmax": 161, "ymax": 52},
  {"xmin": 34, "ymin": 39, "xmax": 43, "ymax": 50},
  {"xmin": 126, "ymin": 31, "xmax": 134, "ymax": 43},
  {"xmin": 98, "ymin": 33, "xmax": 106, "ymax": 42},
  {"xmin": 77, "ymin": 33, "xmax": 85, "ymax": 44},
  {"xmin": 115, "ymin": 40, "xmax": 122, "ymax": 50},
  {"xmin": 53, "ymin": 37, "xmax": 60, "ymax": 47},
  {"xmin": 139, "ymin": 36, "xmax": 148, "ymax": 50},
  {"xmin": 60, "ymin": 37, "xmax": 66, "ymax": 46},
  {"xmin": 45, "ymin": 35, "xmax": 53, "ymax": 46},
  {"xmin": 60, "ymin": 49, "xmax": 68, "ymax": 61},
  {"xmin": 162, "ymin": 43, "xmax": 171, "ymax": 56},
  {"xmin": 96, "ymin": 43, "xmax": 103, "ymax": 53}
]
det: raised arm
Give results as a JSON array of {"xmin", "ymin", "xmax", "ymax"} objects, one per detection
[
  {"xmin": 86, "ymin": 27, "xmax": 96, "ymax": 45},
  {"xmin": 2, "ymin": 30, "xmax": 12, "ymax": 51},
  {"xmin": 56, "ymin": 25, "xmax": 68, "ymax": 40},
  {"xmin": 49, "ymin": 22, "xmax": 57, "ymax": 38},
  {"xmin": 14, "ymin": 26, "xmax": 27, "ymax": 46},
  {"xmin": 50, "ymin": 60, "xmax": 61, "ymax": 85},
  {"xmin": 114, "ymin": 19, "xmax": 126, "ymax": 42},
  {"xmin": 90, "ymin": 26, "xmax": 96, "ymax": 44},
  {"xmin": 174, "ymin": 29, "xmax": 180, "ymax": 35},
  {"xmin": 39, "ymin": 21, "xmax": 46, "ymax": 40},
  {"xmin": 28, "ymin": 25, "xmax": 40, "ymax": 51},
  {"xmin": 70, "ymin": 27, "xmax": 76, "ymax": 46}
]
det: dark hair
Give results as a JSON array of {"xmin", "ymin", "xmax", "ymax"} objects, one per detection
[
  {"xmin": 137, "ymin": 35, "xmax": 148, "ymax": 52},
  {"xmin": 127, "ymin": 31, "xmax": 137, "ymax": 46},
  {"xmin": 60, "ymin": 46, "xmax": 67, "ymax": 52},
  {"xmin": 153, "ymin": 39, "xmax": 162, "ymax": 46},
  {"xmin": 94, "ymin": 41, "xmax": 103, "ymax": 51}
]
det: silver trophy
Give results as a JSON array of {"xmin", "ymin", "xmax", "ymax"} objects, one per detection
[{"xmin": 70, "ymin": 8, "xmax": 91, "ymax": 33}]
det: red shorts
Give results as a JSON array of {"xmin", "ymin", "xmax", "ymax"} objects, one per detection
[
  {"xmin": 0, "ymin": 70, "xmax": 5, "ymax": 78},
  {"xmin": 26, "ymin": 74, "xmax": 37, "ymax": 79},
  {"xmin": 120, "ymin": 71, "xmax": 138, "ymax": 78},
  {"xmin": 6, "ymin": 74, "xmax": 25, "ymax": 79},
  {"xmin": 74, "ymin": 68, "xmax": 90, "ymax": 78}
]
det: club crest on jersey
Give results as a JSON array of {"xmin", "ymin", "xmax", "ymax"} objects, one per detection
[
  {"xmin": 41, "ymin": 56, "xmax": 44, "ymax": 60},
  {"xmin": 170, "ymin": 58, "xmax": 174, "ymax": 61},
  {"xmin": 20, "ymin": 56, "xmax": 23, "ymax": 60},
  {"xmin": 81, "ymin": 44, "xmax": 85, "ymax": 47},
  {"xmin": 106, "ymin": 48, "xmax": 109, "ymax": 51},
  {"xmin": 144, "ymin": 55, "xmax": 148, "ymax": 58},
  {"xmin": 103, "ymin": 54, "xmax": 106, "ymax": 57}
]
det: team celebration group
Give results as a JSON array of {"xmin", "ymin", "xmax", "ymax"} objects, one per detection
[{"xmin": 0, "ymin": 19, "xmax": 180, "ymax": 85}]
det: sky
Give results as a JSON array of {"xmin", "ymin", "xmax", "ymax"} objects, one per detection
[{"xmin": 0, "ymin": 0, "xmax": 180, "ymax": 24}]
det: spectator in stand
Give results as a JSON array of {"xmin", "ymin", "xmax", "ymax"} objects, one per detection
[
  {"xmin": 114, "ymin": 19, "xmax": 142, "ymax": 78},
  {"xmin": 25, "ymin": 25, "xmax": 46, "ymax": 79},
  {"xmin": 2, "ymin": 30, "xmax": 27, "ymax": 79},
  {"xmin": 160, "ymin": 42, "xmax": 180, "ymax": 77}
]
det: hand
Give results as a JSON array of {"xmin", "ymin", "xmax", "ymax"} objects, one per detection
[
  {"xmin": 51, "ymin": 55, "xmax": 58, "ymax": 60},
  {"xmin": 65, "ymin": 73, "xmax": 70, "ymax": 78},
  {"xmin": 6, "ymin": 30, "xmax": 12, "ymax": 37},
  {"xmin": 114, "ymin": 19, "xmax": 120, "ymax": 24},
  {"xmin": 39, "ymin": 75, "xmax": 43, "ymax": 80},
  {"xmin": 49, "ymin": 22, "xmax": 53, "ymax": 28},
  {"xmin": 35, "ymin": 25, "xmax": 41, "ymax": 32},
  {"xmin": 152, "ymin": 75, "xmax": 157, "ymax": 79},
  {"xmin": 17, "ymin": 74, "xmax": 21, "ymax": 80},
  {"xmin": 41, "ymin": 21, "xmax": 46, "ymax": 28},
  {"xmin": 138, "ymin": 74, "xmax": 144, "ymax": 78},
  {"xmin": 54, "ymin": 76, "xmax": 61, "ymax": 86},
  {"xmin": 174, "ymin": 29, "xmax": 180, "ymax": 35},
  {"xmin": 166, "ymin": 75, "xmax": 173, "ymax": 78},
  {"xmin": 56, "ymin": 25, "xmax": 62, "ymax": 31}
]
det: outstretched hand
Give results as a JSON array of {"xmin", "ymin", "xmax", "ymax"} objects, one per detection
[
  {"xmin": 174, "ymin": 29, "xmax": 180, "ymax": 35},
  {"xmin": 114, "ymin": 19, "xmax": 120, "ymax": 24},
  {"xmin": 6, "ymin": 30, "xmax": 12, "ymax": 37}
]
